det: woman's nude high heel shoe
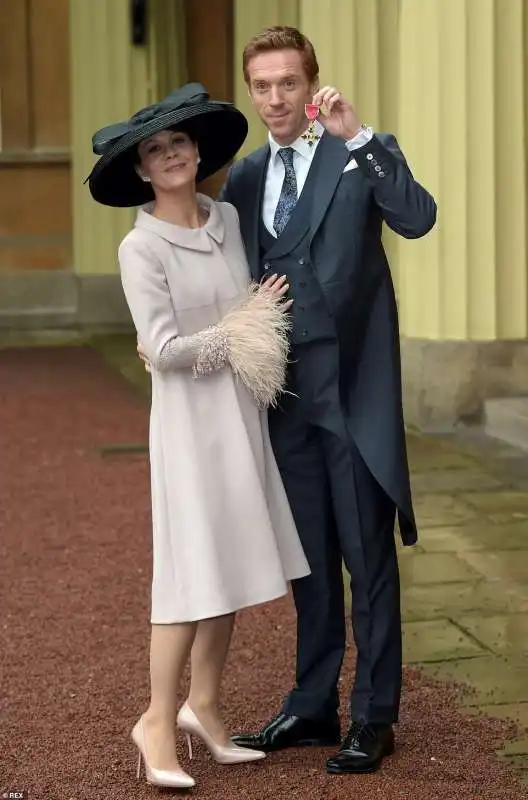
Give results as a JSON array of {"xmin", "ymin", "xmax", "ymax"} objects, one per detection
[
  {"xmin": 131, "ymin": 716, "xmax": 195, "ymax": 789},
  {"xmin": 177, "ymin": 702, "xmax": 266, "ymax": 765}
]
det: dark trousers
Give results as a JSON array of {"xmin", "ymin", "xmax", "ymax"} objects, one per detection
[{"xmin": 268, "ymin": 341, "xmax": 402, "ymax": 724}]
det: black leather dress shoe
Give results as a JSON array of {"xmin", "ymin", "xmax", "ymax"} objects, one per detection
[
  {"xmin": 232, "ymin": 713, "xmax": 341, "ymax": 752},
  {"xmin": 326, "ymin": 722, "xmax": 395, "ymax": 774}
]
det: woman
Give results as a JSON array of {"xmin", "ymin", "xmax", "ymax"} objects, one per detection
[{"xmin": 87, "ymin": 83, "xmax": 310, "ymax": 790}]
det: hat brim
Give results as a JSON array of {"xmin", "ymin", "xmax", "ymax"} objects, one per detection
[{"xmin": 87, "ymin": 103, "xmax": 248, "ymax": 207}]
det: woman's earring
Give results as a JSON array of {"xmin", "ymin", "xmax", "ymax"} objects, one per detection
[
  {"xmin": 141, "ymin": 175, "xmax": 151, "ymax": 183},
  {"xmin": 196, "ymin": 156, "xmax": 201, "ymax": 165}
]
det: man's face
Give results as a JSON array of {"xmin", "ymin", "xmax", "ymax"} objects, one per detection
[{"xmin": 246, "ymin": 49, "xmax": 318, "ymax": 146}]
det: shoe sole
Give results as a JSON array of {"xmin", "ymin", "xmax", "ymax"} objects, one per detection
[
  {"xmin": 284, "ymin": 738, "xmax": 341, "ymax": 749},
  {"xmin": 242, "ymin": 737, "xmax": 341, "ymax": 753},
  {"xmin": 326, "ymin": 744, "xmax": 395, "ymax": 775}
]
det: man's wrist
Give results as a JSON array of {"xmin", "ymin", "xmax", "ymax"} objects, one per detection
[
  {"xmin": 344, "ymin": 125, "xmax": 374, "ymax": 151},
  {"xmin": 341, "ymin": 121, "xmax": 365, "ymax": 141}
]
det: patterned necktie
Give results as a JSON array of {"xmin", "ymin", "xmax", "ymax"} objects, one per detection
[{"xmin": 273, "ymin": 147, "xmax": 297, "ymax": 236}]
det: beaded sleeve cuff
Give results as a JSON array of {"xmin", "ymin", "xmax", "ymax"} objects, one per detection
[
  {"xmin": 192, "ymin": 326, "xmax": 229, "ymax": 378},
  {"xmin": 157, "ymin": 327, "xmax": 229, "ymax": 375}
]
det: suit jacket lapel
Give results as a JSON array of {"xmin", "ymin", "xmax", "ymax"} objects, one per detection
[
  {"xmin": 246, "ymin": 146, "xmax": 270, "ymax": 280},
  {"xmin": 309, "ymin": 132, "xmax": 351, "ymax": 243}
]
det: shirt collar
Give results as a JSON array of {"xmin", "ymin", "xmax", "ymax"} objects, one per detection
[{"xmin": 268, "ymin": 119, "xmax": 324, "ymax": 163}]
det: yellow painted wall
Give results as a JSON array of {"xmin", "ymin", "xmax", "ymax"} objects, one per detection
[
  {"xmin": 397, "ymin": 0, "xmax": 527, "ymax": 340},
  {"xmin": 70, "ymin": 0, "xmax": 186, "ymax": 277}
]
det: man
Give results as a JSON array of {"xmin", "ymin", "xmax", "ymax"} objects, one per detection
[{"xmin": 220, "ymin": 26, "xmax": 436, "ymax": 775}]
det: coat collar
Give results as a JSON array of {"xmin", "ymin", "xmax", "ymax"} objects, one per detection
[{"xmin": 134, "ymin": 193, "xmax": 224, "ymax": 251}]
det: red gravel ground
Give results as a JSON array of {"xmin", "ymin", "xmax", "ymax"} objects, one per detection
[{"xmin": 1, "ymin": 346, "xmax": 527, "ymax": 800}]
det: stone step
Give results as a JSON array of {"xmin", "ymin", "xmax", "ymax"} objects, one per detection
[{"xmin": 484, "ymin": 397, "xmax": 528, "ymax": 451}]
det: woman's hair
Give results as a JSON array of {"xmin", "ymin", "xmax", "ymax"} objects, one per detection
[
  {"xmin": 134, "ymin": 124, "xmax": 197, "ymax": 164},
  {"xmin": 242, "ymin": 26, "xmax": 319, "ymax": 85}
]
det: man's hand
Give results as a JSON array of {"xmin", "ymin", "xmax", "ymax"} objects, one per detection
[
  {"xmin": 312, "ymin": 86, "xmax": 362, "ymax": 141},
  {"xmin": 137, "ymin": 338, "xmax": 151, "ymax": 373}
]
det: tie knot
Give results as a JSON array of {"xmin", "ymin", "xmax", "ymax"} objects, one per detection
[{"xmin": 278, "ymin": 147, "xmax": 295, "ymax": 169}]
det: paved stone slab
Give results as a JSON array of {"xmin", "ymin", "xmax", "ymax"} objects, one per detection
[
  {"xmin": 417, "ymin": 521, "xmax": 528, "ymax": 552},
  {"xmin": 407, "ymin": 433, "xmax": 479, "ymax": 472},
  {"xmin": 0, "ymin": 330, "xmax": 89, "ymax": 348},
  {"xmin": 461, "ymin": 491, "xmax": 528, "ymax": 519},
  {"xmin": 399, "ymin": 552, "xmax": 482, "ymax": 585},
  {"xmin": 457, "ymin": 613, "xmax": 528, "ymax": 654},
  {"xmin": 469, "ymin": 702, "xmax": 528, "ymax": 730},
  {"xmin": 502, "ymin": 737, "xmax": 528, "ymax": 756},
  {"xmin": 402, "ymin": 580, "xmax": 528, "ymax": 622},
  {"xmin": 403, "ymin": 619, "xmax": 485, "ymax": 662},
  {"xmin": 396, "ymin": 541, "xmax": 425, "ymax": 556},
  {"xmin": 411, "ymin": 469, "xmax": 503, "ymax": 495},
  {"xmin": 438, "ymin": 431, "xmax": 528, "ymax": 463},
  {"xmin": 93, "ymin": 333, "xmax": 150, "ymax": 398},
  {"xmin": 491, "ymin": 512, "xmax": 528, "ymax": 524},
  {"xmin": 413, "ymin": 494, "xmax": 479, "ymax": 527},
  {"xmin": 422, "ymin": 656, "xmax": 528, "ymax": 706},
  {"xmin": 457, "ymin": 550, "xmax": 528, "ymax": 584}
]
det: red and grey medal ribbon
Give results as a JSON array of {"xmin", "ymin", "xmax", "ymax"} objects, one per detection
[{"xmin": 302, "ymin": 103, "xmax": 321, "ymax": 146}]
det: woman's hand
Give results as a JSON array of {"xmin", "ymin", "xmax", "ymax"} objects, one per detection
[
  {"xmin": 137, "ymin": 338, "xmax": 151, "ymax": 372},
  {"xmin": 260, "ymin": 273, "xmax": 294, "ymax": 310}
]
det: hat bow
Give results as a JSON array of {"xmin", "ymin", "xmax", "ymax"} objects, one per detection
[{"xmin": 91, "ymin": 82, "xmax": 210, "ymax": 156}]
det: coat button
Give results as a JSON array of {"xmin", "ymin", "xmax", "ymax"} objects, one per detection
[
  {"xmin": 366, "ymin": 153, "xmax": 373, "ymax": 160},
  {"xmin": 378, "ymin": 171, "xmax": 385, "ymax": 178},
  {"xmin": 264, "ymin": 262, "xmax": 271, "ymax": 270},
  {"xmin": 298, "ymin": 258, "xmax": 305, "ymax": 265},
  {"xmin": 301, "ymin": 329, "xmax": 308, "ymax": 336},
  {"xmin": 298, "ymin": 306, "xmax": 305, "ymax": 312},
  {"xmin": 300, "ymin": 281, "xmax": 307, "ymax": 288}
]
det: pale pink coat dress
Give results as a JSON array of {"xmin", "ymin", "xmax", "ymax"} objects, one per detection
[{"xmin": 118, "ymin": 193, "xmax": 310, "ymax": 623}]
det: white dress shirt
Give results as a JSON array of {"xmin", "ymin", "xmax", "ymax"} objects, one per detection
[{"xmin": 263, "ymin": 119, "xmax": 374, "ymax": 237}]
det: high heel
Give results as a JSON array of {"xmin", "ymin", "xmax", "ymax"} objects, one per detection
[
  {"xmin": 131, "ymin": 716, "xmax": 195, "ymax": 789},
  {"xmin": 185, "ymin": 731, "xmax": 193, "ymax": 760},
  {"xmin": 177, "ymin": 702, "xmax": 266, "ymax": 765}
]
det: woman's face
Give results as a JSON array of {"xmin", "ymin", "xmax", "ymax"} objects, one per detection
[{"xmin": 136, "ymin": 129, "xmax": 199, "ymax": 192}]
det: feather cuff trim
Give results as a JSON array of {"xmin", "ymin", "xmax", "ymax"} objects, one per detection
[{"xmin": 218, "ymin": 283, "xmax": 291, "ymax": 408}]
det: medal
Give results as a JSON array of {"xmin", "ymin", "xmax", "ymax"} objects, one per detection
[{"xmin": 302, "ymin": 103, "xmax": 321, "ymax": 146}]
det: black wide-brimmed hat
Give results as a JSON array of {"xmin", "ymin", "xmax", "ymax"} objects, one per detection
[{"xmin": 86, "ymin": 82, "xmax": 248, "ymax": 207}]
